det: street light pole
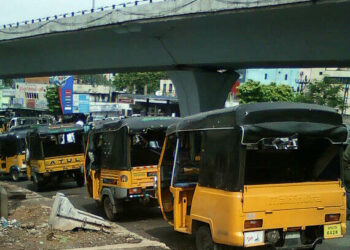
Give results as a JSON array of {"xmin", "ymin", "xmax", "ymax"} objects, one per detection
[{"xmin": 92, "ymin": 0, "xmax": 95, "ymax": 9}]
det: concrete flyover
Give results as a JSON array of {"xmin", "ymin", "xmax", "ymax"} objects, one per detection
[{"xmin": 0, "ymin": 0, "xmax": 350, "ymax": 115}]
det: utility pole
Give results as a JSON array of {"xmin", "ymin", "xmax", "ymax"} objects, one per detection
[{"xmin": 92, "ymin": 0, "xmax": 95, "ymax": 9}]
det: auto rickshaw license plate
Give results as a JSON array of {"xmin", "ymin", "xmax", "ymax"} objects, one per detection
[{"xmin": 324, "ymin": 224, "xmax": 341, "ymax": 239}]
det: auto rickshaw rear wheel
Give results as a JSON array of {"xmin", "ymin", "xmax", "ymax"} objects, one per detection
[
  {"xmin": 195, "ymin": 225, "xmax": 233, "ymax": 250},
  {"xmin": 75, "ymin": 172, "xmax": 85, "ymax": 187},
  {"xmin": 103, "ymin": 195, "xmax": 117, "ymax": 221},
  {"xmin": 10, "ymin": 169, "xmax": 20, "ymax": 182}
]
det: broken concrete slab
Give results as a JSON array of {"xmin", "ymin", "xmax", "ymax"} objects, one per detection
[
  {"xmin": 49, "ymin": 192, "xmax": 110, "ymax": 231},
  {"xmin": 0, "ymin": 186, "xmax": 8, "ymax": 219}
]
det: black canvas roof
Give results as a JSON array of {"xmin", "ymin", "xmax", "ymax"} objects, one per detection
[
  {"xmin": 0, "ymin": 128, "xmax": 32, "ymax": 140},
  {"xmin": 95, "ymin": 116, "xmax": 181, "ymax": 134},
  {"xmin": 31, "ymin": 124, "xmax": 84, "ymax": 135},
  {"xmin": 166, "ymin": 103, "xmax": 345, "ymax": 141},
  {"xmin": 9, "ymin": 128, "xmax": 33, "ymax": 139}
]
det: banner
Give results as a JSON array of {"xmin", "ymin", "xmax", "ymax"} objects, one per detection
[
  {"xmin": 58, "ymin": 76, "xmax": 74, "ymax": 114},
  {"xmin": 73, "ymin": 94, "xmax": 90, "ymax": 114}
]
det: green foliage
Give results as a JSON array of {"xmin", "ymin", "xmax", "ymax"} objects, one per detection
[
  {"xmin": 45, "ymin": 85, "xmax": 62, "ymax": 115},
  {"xmin": 237, "ymin": 80, "xmax": 294, "ymax": 104},
  {"xmin": 75, "ymin": 74, "xmax": 109, "ymax": 85},
  {"xmin": 3, "ymin": 79, "xmax": 14, "ymax": 87},
  {"xmin": 113, "ymin": 72, "xmax": 168, "ymax": 94},
  {"xmin": 295, "ymin": 78, "xmax": 345, "ymax": 110}
]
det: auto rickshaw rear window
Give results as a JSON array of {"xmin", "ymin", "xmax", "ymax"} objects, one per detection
[
  {"xmin": 100, "ymin": 128, "xmax": 128, "ymax": 170},
  {"xmin": 42, "ymin": 133, "xmax": 84, "ymax": 158},
  {"xmin": 130, "ymin": 131, "xmax": 164, "ymax": 167},
  {"xmin": 245, "ymin": 137, "xmax": 342, "ymax": 185}
]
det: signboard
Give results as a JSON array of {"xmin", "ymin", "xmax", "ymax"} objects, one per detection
[
  {"xmin": 73, "ymin": 94, "xmax": 90, "ymax": 114},
  {"xmin": 13, "ymin": 82, "xmax": 48, "ymax": 110},
  {"xmin": 58, "ymin": 76, "xmax": 74, "ymax": 114},
  {"xmin": 118, "ymin": 97, "xmax": 134, "ymax": 104},
  {"xmin": 52, "ymin": 76, "xmax": 72, "ymax": 86},
  {"xmin": 89, "ymin": 102, "xmax": 120, "ymax": 112}
]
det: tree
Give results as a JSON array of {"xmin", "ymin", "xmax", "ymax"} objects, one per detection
[
  {"xmin": 75, "ymin": 74, "xmax": 110, "ymax": 85},
  {"xmin": 237, "ymin": 80, "xmax": 294, "ymax": 104},
  {"xmin": 3, "ymin": 79, "xmax": 14, "ymax": 88},
  {"xmin": 113, "ymin": 72, "xmax": 168, "ymax": 94},
  {"xmin": 295, "ymin": 78, "xmax": 345, "ymax": 110},
  {"xmin": 45, "ymin": 86, "xmax": 62, "ymax": 115}
]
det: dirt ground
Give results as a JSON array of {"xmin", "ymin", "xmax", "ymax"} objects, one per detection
[{"xmin": 0, "ymin": 183, "xmax": 147, "ymax": 250}]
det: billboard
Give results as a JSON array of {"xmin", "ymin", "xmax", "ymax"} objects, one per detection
[
  {"xmin": 73, "ymin": 94, "xmax": 90, "ymax": 114},
  {"xmin": 58, "ymin": 76, "xmax": 74, "ymax": 114},
  {"xmin": 13, "ymin": 83, "xmax": 48, "ymax": 110}
]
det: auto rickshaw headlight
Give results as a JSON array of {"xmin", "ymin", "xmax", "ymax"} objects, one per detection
[
  {"xmin": 325, "ymin": 213, "xmax": 340, "ymax": 222},
  {"xmin": 244, "ymin": 219, "xmax": 263, "ymax": 229}
]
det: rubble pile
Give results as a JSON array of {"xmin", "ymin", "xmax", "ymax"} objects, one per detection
[{"xmin": 0, "ymin": 195, "xmax": 141, "ymax": 250}]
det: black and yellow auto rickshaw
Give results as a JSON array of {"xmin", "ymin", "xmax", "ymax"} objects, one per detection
[
  {"xmin": 0, "ymin": 129, "xmax": 29, "ymax": 181},
  {"xmin": 85, "ymin": 117, "xmax": 179, "ymax": 220},
  {"xmin": 26, "ymin": 124, "xmax": 86, "ymax": 191},
  {"xmin": 158, "ymin": 103, "xmax": 347, "ymax": 249}
]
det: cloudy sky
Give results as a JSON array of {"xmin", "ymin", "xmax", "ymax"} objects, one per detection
[{"xmin": 0, "ymin": 0, "xmax": 127, "ymax": 25}]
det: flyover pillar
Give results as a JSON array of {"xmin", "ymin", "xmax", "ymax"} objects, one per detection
[{"xmin": 168, "ymin": 70, "xmax": 239, "ymax": 117}]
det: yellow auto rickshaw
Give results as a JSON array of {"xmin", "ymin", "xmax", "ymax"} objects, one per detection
[
  {"xmin": 0, "ymin": 130, "xmax": 28, "ymax": 181},
  {"xmin": 85, "ymin": 117, "xmax": 179, "ymax": 220},
  {"xmin": 158, "ymin": 102, "xmax": 347, "ymax": 249},
  {"xmin": 27, "ymin": 124, "xmax": 86, "ymax": 191}
]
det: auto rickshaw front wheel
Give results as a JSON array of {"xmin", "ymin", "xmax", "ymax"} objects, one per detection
[
  {"xmin": 10, "ymin": 168, "xmax": 20, "ymax": 182},
  {"xmin": 32, "ymin": 172, "xmax": 45, "ymax": 192},
  {"xmin": 103, "ymin": 195, "xmax": 117, "ymax": 221},
  {"xmin": 195, "ymin": 225, "xmax": 234, "ymax": 250}
]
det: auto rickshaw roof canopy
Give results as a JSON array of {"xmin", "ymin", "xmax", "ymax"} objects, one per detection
[
  {"xmin": 30, "ymin": 124, "xmax": 84, "ymax": 135},
  {"xmin": 0, "ymin": 128, "xmax": 32, "ymax": 140},
  {"xmin": 93, "ymin": 116, "xmax": 181, "ymax": 134},
  {"xmin": 166, "ymin": 102, "xmax": 347, "ymax": 144}
]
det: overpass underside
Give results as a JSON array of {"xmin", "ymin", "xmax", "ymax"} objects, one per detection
[{"xmin": 0, "ymin": 0, "xmax": 349, "ymax": 115}]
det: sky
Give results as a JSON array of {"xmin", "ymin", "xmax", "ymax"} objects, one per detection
[{"xmin": 0, "ymin": 0, "xmax": 127, "ymax": 26}]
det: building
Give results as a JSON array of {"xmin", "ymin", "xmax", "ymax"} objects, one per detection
[
  {"xmin": 25, "ymin": 77, "xmax": 50, "ymax": 84},
  {"xmin": 0, "ymin": 87, "xmax": 15, "ymax": 109},
  {"xmin": 13, "ymin": 82, "xmax": 50, "ymax": 110},
  {"xmin": 104, "ymin": 73, "xmax": 116, "ymax": 82},
  {"xmin": 72, "ymin": 83, "xmax": 132, "ymax": 116},
  {"xmin": 245, "ymin": 68, "xmax": 300, "ymax": 89},
  {"xmin": 157, "ymin": 79, "xmax": 176, "ymax": 97}
]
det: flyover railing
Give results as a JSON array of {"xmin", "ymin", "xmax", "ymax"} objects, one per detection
[{"xmin": 0, "ymin": 0, "xmax": 168, "ymax": 30}]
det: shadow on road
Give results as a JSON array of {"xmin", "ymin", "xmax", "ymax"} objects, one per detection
[{"xmin": 146, "ymin": 226, "xmax": 195, "ymax": 250}]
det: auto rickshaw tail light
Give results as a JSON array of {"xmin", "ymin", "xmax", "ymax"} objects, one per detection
[
  {"xmin": 128, "ymin": 187, "xmax": 142, "ymax": 195},
  {"xmin": 244, "ymin": 219, "xmax": 263, "ymax": 229},
  {"xmin": 325, "ymin": 214, "xmax": 340, "ymax": 222}
]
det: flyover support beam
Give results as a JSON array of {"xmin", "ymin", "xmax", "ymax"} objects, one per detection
[{"xmin": 168, "ymin": 70, "xmax": 239, "ymax": 117}]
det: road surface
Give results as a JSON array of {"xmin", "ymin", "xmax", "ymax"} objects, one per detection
[{"xmin": 1, "ymin": 177, "xmax": 349, "ymax": 250}]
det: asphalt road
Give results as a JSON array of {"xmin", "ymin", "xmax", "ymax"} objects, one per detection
[{"xmin": 2, "ymin": 177, "xmax": 349, "ymax": 250}]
